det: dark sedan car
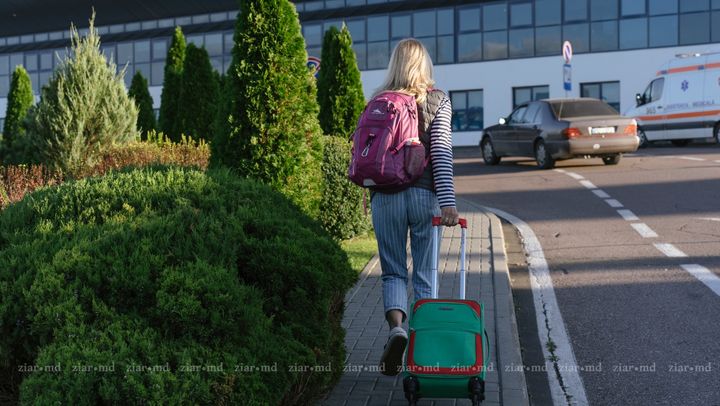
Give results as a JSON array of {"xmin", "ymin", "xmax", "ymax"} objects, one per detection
[{"xmin": 480, "ymin": 98, "xmax": 639, "ymax": 169}]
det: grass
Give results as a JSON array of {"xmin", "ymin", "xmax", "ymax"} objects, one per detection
[{"xmin": 341, "ymin": 232, "xmax": 377, "ymax": 273}]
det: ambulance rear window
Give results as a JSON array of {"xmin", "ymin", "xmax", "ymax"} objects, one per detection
[{"xmin": 550, "ymin": 100, "xmax": 619, "ymax": 119}]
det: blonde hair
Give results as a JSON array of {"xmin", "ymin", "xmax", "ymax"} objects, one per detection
[{"xmin": 374, "ymin": 38, "xmax": 435, "ymax": 104}]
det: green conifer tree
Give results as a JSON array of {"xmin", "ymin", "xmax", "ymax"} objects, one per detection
[
  {"xmin": 177, "ymin": 44, "xmax": 218, "ymax": 140},
  {"xmin": 128, "ymin": 71, "xmax": 156, "ymax": 139},
  {"xmin": 316, "ymin": 25, "xmax": 365, "ymax": 137},
  {"xmin": 158, "ymin": 26, "xmax": 186, "ymax": 141},
  {"xmin": 213, "ymin": 0, "xmax": 324, "ymax": 217},
  {"xmin": 27, "ymin": 12, "xmax": 138, "ymax": 177},
  {"xmin": 1, "ymin": 66, "xmax": 34, "ymax": 163}
]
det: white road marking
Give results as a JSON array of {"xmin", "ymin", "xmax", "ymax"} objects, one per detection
[
  {"xmin": 630, "ymin": 223, "xmax": 658, "ymax": 238},
  {"xmin": 697, "ymin": 217, "xmax": 720, "ymax": 222},
  {"xmin": 681, "ymin": 264, "xmax": 720, "ymax": 297},
  {"xmin": 592, "ymin": 189, "xmax": 611, "ymax": 199},
  {"xmin": 714, "ymin": 160, "xmax": 720, "ymax": 164},
  {"xmin": 554, "ymin": 169, "xmax": 567, "ymax": 173},
  {"xmin": 653, "ymin": 243, "xmax": 688, "ymax": 258},
  {"xmin": 482, "ymin": 206, "xmax": 589, "ymax": 406},
  {"xmin": 579, "ymin": 180, "xmax": 597, "ymax": 190},
  {"xmin": 605, "ymin": 199, "xmax": 623, "ymax": 208},
  {"xmin": 566, "ymin": 172, "xmax": 585, "ymax": 180},
  {"xmin": 617, "ymin": 209, "xmax": 639, "ymax": 221},
  {"xmin": 678, "ymin": 156, "xmax": 705, "ymax": 162}
]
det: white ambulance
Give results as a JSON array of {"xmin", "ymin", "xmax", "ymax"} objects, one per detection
[{"xmin": 626, "ymin": 52, "xmax": 720, "ymax": 147}]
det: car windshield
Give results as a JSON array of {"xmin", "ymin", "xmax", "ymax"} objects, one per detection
[{"xmin": 550, "ymin": 100, "xmax": 618, "ymax": 119}]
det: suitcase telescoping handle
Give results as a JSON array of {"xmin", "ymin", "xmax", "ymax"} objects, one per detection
[{"xmin": 430, "ymin": 216, "xmax": 468, "ymax": 300}]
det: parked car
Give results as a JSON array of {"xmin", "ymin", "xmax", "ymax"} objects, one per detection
[
  {"xmin": 625, "ymin": 51, "xmax": 720, "ymax": 148},
  {"xmin": 480, "ymin": 98, "xmax": 639, "ymax": 169}
]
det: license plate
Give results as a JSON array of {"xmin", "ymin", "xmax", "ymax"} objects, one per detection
[{"xmin": 590, "ymin": 126, "xmax": 615, "ymax": 135}]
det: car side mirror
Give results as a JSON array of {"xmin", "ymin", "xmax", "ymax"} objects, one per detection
[
  {"xmin": 635, "ymin": 93, "xmax": 643, "ymax": 107},
  {"xmin": 498, "ymin": 117, "xmax": 507, "ymax": 125}
]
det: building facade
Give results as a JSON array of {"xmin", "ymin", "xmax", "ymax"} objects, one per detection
[{"xmin": 1, "ymin": 0, "xmax": 719, "ymax": 146}]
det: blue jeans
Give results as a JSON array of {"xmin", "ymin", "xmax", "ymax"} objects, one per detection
[{"xmin": 371, "ymin": 187, "xmax": 441, "ymax": 321}]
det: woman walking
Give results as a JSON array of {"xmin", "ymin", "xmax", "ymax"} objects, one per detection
[{"xmin": 371, "ymin": 38, "xmax": 459, "ymax": 376}]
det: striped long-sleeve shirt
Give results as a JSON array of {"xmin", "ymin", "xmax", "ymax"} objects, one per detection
[{"xmin": 429, "ymin": 96, "xmax": 456, "ymax": 208}]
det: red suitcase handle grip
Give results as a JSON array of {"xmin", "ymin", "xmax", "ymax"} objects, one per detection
[{"xmin": 432, "ymin": 216, "xmax": 467, "ymax": 228}]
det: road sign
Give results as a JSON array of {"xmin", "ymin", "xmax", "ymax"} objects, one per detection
[
  {"xmin": 307, "ymin": 56, "xmax": 321, "ymax": 78},
  {"xmin": 563, "ymin": 63, "xmax": 572, "ymax": 92},
  {"xmin": 562, "ymin": 41, "xmax": 573, "ymax": 64}
]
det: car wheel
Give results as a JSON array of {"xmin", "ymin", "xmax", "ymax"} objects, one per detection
[
  {"xmin": 602, "ymin": 154, "xmax": 621, "ymax": 165},
  {"xmin": 671, "ymin": 139, "xmax": 690, "ymax": 147},
  {"xmin": 534, "ymin": 140, "xmax": 555, "ymax": 169},
  {"xmin": 638, "ymin": 129, "xmax": 649, "ymax": 148},
  {"xmin": 481, "ymin": 137, "xmax": 501, "ymax": 165},
  {"xmin": 714, "ymin": 124, "xmax": 720, "ymax": 145}
]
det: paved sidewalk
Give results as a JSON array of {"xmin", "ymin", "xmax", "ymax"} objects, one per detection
[{"xmin": 321, "ymin": 199, "xmax": 529, "ymax": 406}]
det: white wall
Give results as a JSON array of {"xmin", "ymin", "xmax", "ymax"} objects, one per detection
[{"xmin": 360, "ymin": 44, "xmax": 720, "ymax": 146}]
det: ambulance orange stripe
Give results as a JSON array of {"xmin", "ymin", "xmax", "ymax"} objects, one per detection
[
  {"xmin": 638, "ymin": 109, "xmax": 720, "ymax": 121},
  {"xmin": 656, "ymin": 63, "xmax": 720, "ymax": 76}
]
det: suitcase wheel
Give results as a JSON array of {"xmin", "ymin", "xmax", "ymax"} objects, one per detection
[{"xmin": 403, "ymin": 376, "xmax": 419, "ymax": 405}]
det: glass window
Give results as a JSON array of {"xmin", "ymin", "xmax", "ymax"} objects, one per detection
[
  {"xmin": 536, "ymin": 0, "xmax": 562, "ymax": 25},
  {"xmin": 39, "ymin": 71, "xmax": 52, "ymax": 90},
  {"xmin": 224, "ymin": 33, "xmax": 234, "ymax": 54},
  {"xmin": 134, "ymin": 40, "xmax": 150, "ymax": 63},
  {"xmin": 307, "ymin": 47, "xmax": 321, "ymax": 59},
  {"xmin": 414, "ymin": 11, "xmax": 436, "ymax": 37},
  {"xmin": 205, "ymin": 33, "xmax": 223, "ymax": 56},
  {"xmin": 303, "ymin": 24, "xmax": 322, "ymax": 46},
  {"xmin": 565, "ymin": 0, "xmax": 588, "ymax": 21},
  {"xmin": 484, "ymin": 31, "xmax": 508, "ymax": 60},
  {"xmin": 524, "ymin": 103, "xmax": 542, "ymax": 123},
  {"xmin": 152, "ymin": 39, "xmax": 167, "ymax": 61},
  {"xmin": 591, "ymin": 20, "xmax": 618, "ymax": 51},
  {"xmin": 681, "ymin": 0, "xmax": 709, "ymax": 12},
  {"xmin": 0, "ymin": 55, "xmax": 8, "ymax": 75},
  {"xmin": 714, "ymin": 0, "xmax": 720, "ymax": 8},
  {"xmin": 347, "ymin": 0, "xmax": 366, "ymax": 5},
  {"xmin": 192, "ymin": 14, "xmax": 209, "ymax": 24},
  {"xmin": 109, "ymin": 24, "xmax": 124, "ymax": 34},
  {"xmin": 418, "ymin": 37, "xmax": 436, "ymax": 61},
  {"xmin": 187, "ymin": 35, "xmax": 203, "ymax": 47},
  {"xmin": 550, "ymin": 99, "xmax": 618, "ymax": 118},
  {"xmin": 622, "ymin": 0, "xmax": 646, "ymax": 16},
  {"xmin": 347, "ymin": 19, "xmax": 366, "ymax": 42},
  {"xmin": 125, "ymin": 22, "xmax": 141, "ymax": 31},
  {"xmin": 326, "ymin": 0, "xmax": 345, "ymax": 8},
  {"xmin": 437, "ymin": 35, "xmax": 455, "ymax": 64},
  {"xmin": 135, "ymin": 63, "xmax": 150, "ymax": 82},
  {"xmin": 324, "ymin": 20, "xmax": 342, "ymax": 34},
  {"xmin": 713, "ymin": 11, "xmax": 720, "ymax": 41},
  {"xmin": 0, "ymin": 76, "xmax": 9, "ymax": 96},
  {"xmin": 509, "ymin": 106, "xmax": 529, "ymax": 123},
  {"xmin": 141, "ymin": 20, "xmax": 158, "ymax": 30},
  {"xmin": 450, "ymin": 90, "xmax": 484, "ymax": 132},
  {"xmin": 650, "ymin": 77, "xmax": 664, "ymax": 102},
  {"xmin": 353, "ymin": 43, "xmax": 367, "ymax": 70},
  {"xmin": 35, "ymin": 33, "xmax": 49, "ymax": 42},
  {"xmin": 535, "ymin": 26, "xmax": 561, "ymax": 55},
  {"xmin": 117, "ymin": 43, "xmax": 133, "ymax": 65},
  {"xmin": 7, "ymin": 37, "xmax": 19, "ymax": 45},
  {"xmin": 563, "ymin": 23, "xmax": 589, "ymax": 53},
  {"xmin": 511, "ymin": 3, "xmax": 533, "ymax": 26},
  {"xmin": 649, "ymin": 0, "xmax": 677, "ymax": 15},
  {"xmin": 509, "ymin": 28, "xmax": 534, "ymax": 58},
  {"xmin": 29, "ymin": 72, "xmax": 38, "ymax": 92},
  {"xmin": 210, "ymin": 57, "xmax": 222, "ymax": 73},
  {"xmin": 10, "ymin": 54, "xmax": 23, "ymax": 70},
  {"xmin": 175, "ymin": 16, "xmax": 192, "ymax": 26},
  {"xmin": 591, "ymin": 0, "xmax": 618, "ymax": 20},
  {"xmin": 367, "ymin": 16, "xmax": 389, "ymax": 41},
  {"xmin": 305, "ymin": 1, "xmax": 323, "ymax": 11},
  {"xmin": 49, "ymin": 31, "xmax": 63, "ymax": 40},
  {"xmin": 367, "ymin": 41, "xmax": 389, "ymax": 69},
  {"xmin": 151, "ymin": 62, "xmax": 164, "ymax": 86},
  {"xmin": 438, "ymin": 9, "xmax": 454, "ymax": 35},
  {"xmin": 680, "ymin": 12, "xmax": 710, "ymax": 44},
  {"xmin": 581, "ymin": 81, "xmax": 620, "ymax": 111},
  {"xmin": 649, "ymin": 15, "xmax": 678, "ymax": 46},
  {"xmin": 40, "ymin": 52, "xmax": 53, "ymax": 70},
  {"xmin": 459, "ymin": 8, "xmax": 481, "ymax": 31},
  {"xmin": 210, "ymin": 12, "xmax": 228, "ymax": 22},
  {"xmin": 158, "ymin": 18, "xmax": 174, "ymax": 28},
  {"xmin": 620, "ymin": 18, "xmax": 648, "ymax": 49},
  {"xmin": 23, "ymin": 54, "xmax": 37, "ymax": 71},
  {"xmin": 484, "ymin": 3, "xmax": 508, "ymax": 31},
  {"xmin": 392, "ymin": 15, "xmax": 411, "ymax": 39},
  {"xmin": 458, "ymin": 33, "xmax": 483, "ymax": 62},
  {"xmin": 21, "ymin": 34, "xmax": 34, "ymax": 44}
]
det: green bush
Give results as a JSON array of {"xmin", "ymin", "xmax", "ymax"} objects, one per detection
[
  {"xmin": 158, "ymin": 27, "xmax": 186, "ymax": 141},
  {"xmin": 320, "ymin": 136, "xmax": 370, "ymax": 240},
  {"xmin": 128, "ymin": 71, "xmax": 157, "ymax": 139},
  {"xmin": 26, "ymin": 13, "xmax": 138, "ymax": 178},
  {"xmin": 212, "ymin": 0, "xmax": 324, "ymax": 218},
  {"xmin": 316, "ymin": 25, "xmax": 365, "ymax": 137},
  {"xmin": 1, "ymin": 66, "xmax": 35, "ymax": 164},
  {"xmin": 177, "ymin": 44, "xmax": 218, "ymax": 141},
  {"xmin": 0, "ymin": 167, "xmax": 356, "ymax": 404}
]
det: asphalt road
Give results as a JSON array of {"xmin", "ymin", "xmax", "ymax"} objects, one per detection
[{"xmin": 454, "ymin": 144, "xmax": 720, "ymax": 406}]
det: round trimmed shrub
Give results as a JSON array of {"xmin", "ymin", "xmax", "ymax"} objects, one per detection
[{"xmin": 0, "ymin": 166, "xmax": 356, "ymax": 404}]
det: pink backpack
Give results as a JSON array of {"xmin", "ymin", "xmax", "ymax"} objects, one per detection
[{"xmin": 348, "ymin": 91, "xmax": 427, "ymax": 190}]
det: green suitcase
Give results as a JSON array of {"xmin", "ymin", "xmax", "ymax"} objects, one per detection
[{"xmin": 402, "ymin": 217, "xmax": 490, "ymax": 406}]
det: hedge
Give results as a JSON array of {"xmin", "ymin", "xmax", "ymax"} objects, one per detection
[{"xmin": 0, "ymin": 167, "xmax": 356, "ymax": 404}]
